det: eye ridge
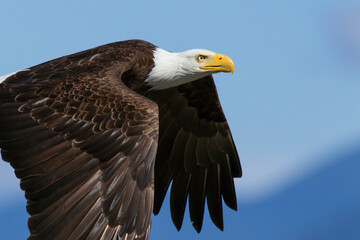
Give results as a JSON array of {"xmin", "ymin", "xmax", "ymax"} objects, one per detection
[{"xmin": 196, "ymin": 55, "xmax": 207, "ymax": 62}]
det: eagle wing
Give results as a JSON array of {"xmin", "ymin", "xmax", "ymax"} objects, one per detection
[
  {"xmin": 149, "ymin": 75, "xmax": 242, "ymax": 232},
  {"xmin": 0, "ymin": 53, "xmax": 158, "ymax": 240}
]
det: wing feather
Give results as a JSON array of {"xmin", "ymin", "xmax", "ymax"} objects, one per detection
[
  {"xmin": 170, "ymin": 170, "xmax": 191, "ymax": 230},
  {"xmin": 189, "ymin": 167, "xmax": 207, "ymax": 232},
  {"xmin": 206, "ymin": 163, "xmax": 223, "ymax": 230}
]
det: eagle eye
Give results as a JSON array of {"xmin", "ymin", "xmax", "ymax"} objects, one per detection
[{"xmin": 196, "ymin": 55, "xmax": 207, "ymax": 62}]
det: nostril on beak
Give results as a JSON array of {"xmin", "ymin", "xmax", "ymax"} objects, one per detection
[{"xmin": 218, "ymin": 56, "xmax": 222, "ymax": 60}]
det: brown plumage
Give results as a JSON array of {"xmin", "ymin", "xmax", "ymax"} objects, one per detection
[{"xmin": 0, "ymin": 40, "xmax": 242, "ymax": 240}]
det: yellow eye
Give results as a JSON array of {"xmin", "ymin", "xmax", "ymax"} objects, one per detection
[{"xmin": 196, "ymin": 55, "xmax": 207, "ymax": 62}]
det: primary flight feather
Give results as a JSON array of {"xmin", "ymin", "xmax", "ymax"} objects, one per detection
[{"xmin": 0, "ymin": 40, "xmax": 241, "ymax": 240}]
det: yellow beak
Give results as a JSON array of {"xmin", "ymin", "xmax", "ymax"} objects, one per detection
[{"xmin": 199, "ymin": 54, "xmax": 234, "ymax": 74}]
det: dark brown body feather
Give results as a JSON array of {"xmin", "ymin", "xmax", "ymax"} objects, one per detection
[{"xmin": 0, "ymin": 40, "xmax": 241, "ymax": 240}]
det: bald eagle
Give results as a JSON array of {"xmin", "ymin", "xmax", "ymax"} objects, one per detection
[{"xmin": 0, "ymin": 40, "xmax": 241, "ymax": 240}]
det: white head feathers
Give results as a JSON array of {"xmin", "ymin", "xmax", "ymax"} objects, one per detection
[{"xmin": 145, "ymin": 48, "xmax": 217, "ymax": 90}]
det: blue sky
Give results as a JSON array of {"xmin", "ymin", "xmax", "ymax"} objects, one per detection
[{"xmin": 0, "ymin": 0, "xmax": 360, "ymax": 239}]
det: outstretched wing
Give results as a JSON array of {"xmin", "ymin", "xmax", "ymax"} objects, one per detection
[
  {"xmin": 0, "ymin": 46, "xmax": 158, "ymax": 240},
  {"xmin": 150, "ymin": 75, "xmax": 241, "ymax": 232}
]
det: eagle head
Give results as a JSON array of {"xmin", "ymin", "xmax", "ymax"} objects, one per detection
[{"xmin": 145, "ymin": 48, "xmax": 234, "ymax": 90}]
